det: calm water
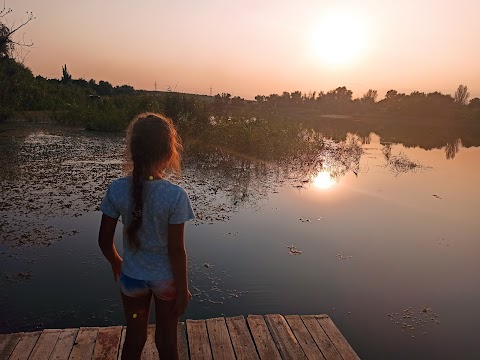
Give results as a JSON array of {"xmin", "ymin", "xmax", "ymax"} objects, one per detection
[{"xmin": 1, "ymin": 121, "xmax": 479, "ymax": 359}]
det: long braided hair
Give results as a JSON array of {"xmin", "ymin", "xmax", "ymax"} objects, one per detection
[{"xmin": 124, "ymin": 113, "xmax": 182, "ymax": 250}]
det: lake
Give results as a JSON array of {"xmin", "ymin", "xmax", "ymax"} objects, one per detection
[{"xmin": 1, "ymin": 121, "xmax": 479, "ymax": 359}]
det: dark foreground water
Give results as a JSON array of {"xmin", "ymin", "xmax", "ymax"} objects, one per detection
[{"xmin": 1, "ymin": 121, "xmax": 479, "ymax": 359}]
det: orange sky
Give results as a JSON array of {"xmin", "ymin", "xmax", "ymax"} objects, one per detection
[{"xmin": 10, "ymin": 0, "xmax": 480, "ymax": 99}]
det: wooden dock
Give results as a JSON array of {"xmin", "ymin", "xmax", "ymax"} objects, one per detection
[{"xmin": 0, "ymin": 314, "xmax": 360, "ymax": 359}]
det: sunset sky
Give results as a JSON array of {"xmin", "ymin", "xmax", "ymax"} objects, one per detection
[{"xmin": 10, "ymin": 0, "xmax": 480, "ymax": 99}]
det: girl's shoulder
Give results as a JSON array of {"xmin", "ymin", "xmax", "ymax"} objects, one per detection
[
  {"xmin": 150, "ymin": 178, "xmax": 187, "ymax": 195},
  {"xmin": 109, "ymin": 176, "xmax": 131, "ymax": 188},
  {"xmin": 148, "ymin": 179, "xmax": 192, "ymax": 205},
  {"xmin": 105, "ymin": 176, "xmax": 131, "ymax": 194}
]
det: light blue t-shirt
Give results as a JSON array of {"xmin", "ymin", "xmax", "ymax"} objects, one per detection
[{"xmin": 100, "ymin": 177, "xmax": 194, "ymax": 281}]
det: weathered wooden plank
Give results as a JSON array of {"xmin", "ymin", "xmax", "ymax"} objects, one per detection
[
  {"xmin": 116, "ymin": 327, "xmax": 126, "ymax": 360},
  {"xmin": 315, "ymin": 316, "xmax": 360, "ymax": 360},
  {"xmin": 0, "ymin": 314, "xmax": 357, "ymax": 360},
  {"xmin": 141, "ymin": 325, "xmax": 158, "ymax": 360},
  {"xmin": 92, "ymin": 326, "xmax": 122, "ymax": 360},
  {"xmin": 0, "ymin": 332, "xmax": 23, "ymax": 360},
  {"xmin": 301, "ymin": 315, "xmax": 343, "ymax": 360},
  {"xmin": 264, "ymin": 314, "xmax": 306, "ymax": 360},
  {"xmin": 8, "ymin": 331, "xmax": 41, "ymax": 360},
  {"xmin": 285, "ymin": 315, "xmax": 326, "ymax": 360},
  {"xmin": 177, "ymin": 322, "xmax": 189, "ymax": 360},
  {"xmin": 186, "ymin": 319, "xmax": 212, "ymax": 360},
  {"xmin": 68, "ymin": 327, "xmax": 98, "ymax": 360},
  {"xmin": 49, "ymin": 329, "xmax": 78, "ymax": 360},
  {"xmin": 205, "ymin": 317, "xmax": 235, "ymax": 360},
  {"xmin": 29, "ymin": 329, "xmax": 61, "ymax": 360},
  {"xmin": 246, "ymin": 315, "xmax": 281, "ymax": 360},
  {"xmin": 225, "ymin": 316, "xmax": 259, "ymax": 360}
]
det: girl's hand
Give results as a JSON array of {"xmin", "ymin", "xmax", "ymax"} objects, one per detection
[
  {"xmin": 174, "ymin": 290, "xmax": 192, "ymax": 317},
  {"xmin": 111, "ymin": 256, "xmax": 123, "ymax": 282}
]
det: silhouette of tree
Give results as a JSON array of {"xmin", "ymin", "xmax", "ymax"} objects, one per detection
[
  {"xmin": 267, "ymin": 93, "xmax": 280, "ymax": 107},
  {"xmin": 254, "ymin": 95, "xmax": 266, "ymax": 103},
  {"xmin": 291, "ymin": 91, "xmax": 302, "ymax": 105},
  {"xmin": 72, "ymin": 78, "xmax": 89, "ymax": 88},
  {"xmin": 0, "ymin": 22, "xmax": 11, "ymax": 58},
  {"xmin": 61, "ymin": 64, "xmax": 71, "ymax": 83},
  {"xmin": 328, "ymin": 86, "xmax": 353, "ymax": 101},
  {"xmin": 454, "ymin": 85, "xmax": 469, "ymax": 105},
  {"xmin": 213, "ymin": 93, "xmax": 231, "ymax": 112},
  {"xmin": 361, "ymin": 89, "xmax": 378, "ymax": 104},
  {"xmin": 0, "ymin": 2, "xmax": 35, "ymax": 61},
  {"xmin": 385, "ymin": 90, "xmax": 398, "ymax": 99},
  {"xmin": 114, "ymin": 84, "xmax": 134, "ymax": 95},
  {"xmin": 409, "ymin": 91, "xmax": 426, "ymax": 99},
  {"xmin": 321, "ymin": 87, "xmax": 354, "ymax": 113},
  {"xmin": 468, "ymin": 97, "xmax": 480, "ymax": 109},
  {"xmin": 97, "ymin": 80, "xmax": 113, "ymax": 95},
  {"xmin": 231, "ymin": 96, "xmax": 244, "ymax": 106},
  {"xmin": 426, "ymin": 92, "xmax": 454, "ymax": 106}
]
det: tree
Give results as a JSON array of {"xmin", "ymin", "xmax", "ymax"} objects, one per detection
[
  {"xmin": 266, "ymin": 93, "xmax": 279, "ymax": 107},
  {"xmin": 254, "ymin": 95, "xmax": 266, "ymax": 103},
  {"xmin": 291, "ymin": 91, "xmax": 302, "ymax": 105},
  {"xmin": 385, "ymin": 90, "xmax": 398, "ymax": 99},
  {"xmin": 0, "ymin": 2, "xmax": 35, "ymax": 61},
  {"xmin": 327, "ymin": 86, "xmax": 353, "ymax": 102},
  {"xmin": 213, "ymin": 93, "xmax": 231, "ymax": 112},
  {"xmin": 231, "ymin": 96, "xmax": 244, "ymax": 106},
  {"xmin": 61, "ymin": 64, "xmax": 72, "ymax": 83},
  {"xmin": 97, "ymin": 80, "xmax": 113, "ymax": 95},
  {"xmin": 0, "ymin": 57, "xmax": 34, "ymax": 119},
  {"xmin": 361, "ymin": 89, "xmax": 378, "ymax": 104},
  {"xmin": 454, "ymin": 85, "xmax": 469, "ymax": 105},
  {"xmin": 114, "ymin": 84, "xmax": 134, "ymax": 95},
  {"xmin": 468, "ymin": 97, "xmax": 480, "ymax": 109},
  {"xmin": 321, "ymin": 87, "xmax": 354, "ymax": 113}
]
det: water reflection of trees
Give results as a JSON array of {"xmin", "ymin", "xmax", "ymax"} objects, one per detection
[
  {"xmin": 444, "ymin": 139, "xmax": 462, "ymax": 160},
  {"xmin": 282, "ymin": 133, "xmax": 363, "ymax": 182},
  {"xmin": 183, "ymin": 131, "xmax": 363, "ymax": 212},
  {"xmin": 302, "ymin": 116, "xmax": 478, "ymax": 160},
  {"xmin": 182, "ymin": 151, "xmax": 275, "ymax": 213},
  {"xmin": 382, "ymin": 143, "xmax": 392, "ymax": 161}
]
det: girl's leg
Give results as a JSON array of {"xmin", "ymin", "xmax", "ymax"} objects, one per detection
[
  {"xmin": 153, "ymin": 296, "xmax": 179, "ymax": 360},
  {"xmin": 121, "ymin": 292, "xmax": 152, "ymax": 360}
]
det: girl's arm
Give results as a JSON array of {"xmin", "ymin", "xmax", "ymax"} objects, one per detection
[
  {"xmin": 168, "ymin": 223, "xmax": 190, "ymax": 316},
  {"xmin": 98, "ymin": 214, "xmax": 122, "ymax": 282}
]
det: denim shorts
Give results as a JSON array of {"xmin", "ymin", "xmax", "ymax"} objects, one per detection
[{"xmin": 119, "ymin": 272, "xmax": 177, "ymax": 301}]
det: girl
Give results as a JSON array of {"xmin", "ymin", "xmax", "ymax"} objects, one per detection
[{"xmin": 98, "ymin": 113, "xmax": 194, "ymax": 360}]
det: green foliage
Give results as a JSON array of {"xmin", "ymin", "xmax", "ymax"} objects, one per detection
[
  {"xmin": 0, "ymin": 58, "xmax": 34, "ymax": 120},
  {"xmin": 67, "ymin": 94, "xmax": 162, "ymax": 131}
]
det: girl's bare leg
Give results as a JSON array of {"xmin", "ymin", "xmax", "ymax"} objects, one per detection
[
  {"xmin": 153, "ymin": 296, "xmax": 179, "ymax": 359},
  {"xmin": 121, "ymin": 292, "xmax": 152, "ymax": 360}
]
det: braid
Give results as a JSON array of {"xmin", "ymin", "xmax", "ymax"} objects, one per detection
[
  {"xmin": 126, "ymin": 152, "xmax": 143, "ymax": 250},
  {"xmin": 124, "ymin": 112, "xmax": 183, "ymax": 250}
]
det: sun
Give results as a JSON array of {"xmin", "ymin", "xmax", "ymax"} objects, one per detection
[
  {"xmin": 310, "ymin": 10, "xmax": 370, "ymax": 66},
  {"xmin": 313, "ymin": 171, "xmax": 335, "ymax": 190}
]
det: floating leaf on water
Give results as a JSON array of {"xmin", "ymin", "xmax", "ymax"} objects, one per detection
[{"xmin": 286, "ymin": 245, "xmax": 303, "ymax": 255}]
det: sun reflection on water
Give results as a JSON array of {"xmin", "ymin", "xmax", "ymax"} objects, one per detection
[{"xmin": 313, "ymin": 171, "xmax": 336, "ymax": 189}]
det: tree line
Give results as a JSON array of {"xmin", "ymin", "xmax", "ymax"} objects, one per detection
[{"xmin": 214, "ymin": 85, "xmax": 479, "ymax": 118}]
